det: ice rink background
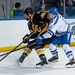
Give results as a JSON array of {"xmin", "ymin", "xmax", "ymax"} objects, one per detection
[{"xmin": 0, "ymin": 47, "xmax": 75, "ymax": 75}]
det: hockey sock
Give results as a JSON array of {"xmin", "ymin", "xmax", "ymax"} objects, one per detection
[
  {"xmin": 19, "ymin": 52, "xmax": 28, "ymax": 63},
  {"xmin": 62, "ymin": 44, "xmax": 74, "ymax": 61},
  {"xmin": 23, "ymin": 47, "xmax": 32, "ymax": 55},
  {"xmin": 36, "ymin": 49, "xmax": 45, "ymax": 56},
  {"xmin": 19, "ymin": 48, "xmax": 32, "ymax": 63},
  {"xmin": 49, "ymin": 43, "xmax": 58, "ymax": 56}
]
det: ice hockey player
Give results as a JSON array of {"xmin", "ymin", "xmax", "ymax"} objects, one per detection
[
  {"xmin": 34, "ymin": 7, "xmax": 75, "ymax": 67},
  {"xmin": 17, "ymin": 7, "xmax": 55, "ymax": 67},
  {"xmin": 23, "ymin": 7, "xmax": 50, "ymax": 39}
]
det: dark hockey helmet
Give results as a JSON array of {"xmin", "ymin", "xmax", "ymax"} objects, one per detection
[
  {"xmin": 24, "ymin": 7, "xmax": 33, "ymax": 15},
  {"xmin": 15, "ymin": 2, "xmax": 21, "ymax": 8}
]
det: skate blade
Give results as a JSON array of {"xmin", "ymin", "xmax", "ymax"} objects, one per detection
[
  {"xmin": 36, "ymin": 64, "xmax": 48, "ymax": 68},
  {"xmin": 66, "ymin": 64, "xmax": 75, "ymax": 68}
]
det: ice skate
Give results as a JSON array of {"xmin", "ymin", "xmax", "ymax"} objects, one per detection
[
  {"xmin": 15, "ymin": 58, "xmax": 22, "ymax": 66},
  {"xmin": 66, "ymin": 59, "xmax": 75, "ymax": 68},
  {"xmin": 48, "ymin": 56, "xmax": 59, "ymax": 62},
  {"xmin": 36, "ymin": 57, "xmax": 48, "ymax": 68}
]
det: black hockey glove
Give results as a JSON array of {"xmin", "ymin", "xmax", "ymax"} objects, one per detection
[{"xmin": 23, "ymin": 34, "xmax": 29, "ymax": 43}]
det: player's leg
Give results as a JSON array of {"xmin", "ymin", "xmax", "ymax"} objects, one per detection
[
  {"xmin": 34, "ymin": 32, "xmax": 57, "ymax": 66},
  {"xmin": 17, "ymin": 40, "xmax": 35, "ymax": 65},
  {"xmin": 62, "ymin": 44, "xmax": 75, "ymax": 67},
  {"xmin": 62, "ymin": 32, "xmax": 75, "ymax": 67},
  {"xmin": 19, "ymin": 33, "xmax": 39, "ymax": 63},
  {"xmin": 35, "ymin": 44, "xmax": 48, "ymax": 67},
  {"xmin": 48, "ymin": 43, "xmax": 59, "ymax": 62},
  {"xmin": 48, "ymin": 36, "xmax": 61, "ymax": 62},
  {"xmin": 35, "ymin": 36, "xmax": 56, "ymax": 66}
]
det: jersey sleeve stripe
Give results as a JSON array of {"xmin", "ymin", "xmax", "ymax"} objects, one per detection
[{"xmin": 47, "ymin": 29, "xmax": 54, "ymax": 35}]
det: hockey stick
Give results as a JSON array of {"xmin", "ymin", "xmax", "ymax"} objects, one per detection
[
  {"xmin": 0, "ymin": 42, "xmax": 36, "ymax": 62},
  {"xmin": 0, "ymin": 31, "xmax": 36, "ymax": 56},
  {"xmin": 0, "ymin": 41, "xmax": 23, "ymax": 61},
  {"xmin": 0, "ymin": 41, "xmax": 35, "ymax": 58},
  {"xmin": 0, "ymin": 31, "xmax": 36, "ymax": 61},
  {"xmin": 0, "ymin": 46, "xmax": 26, "ymax": 57}
]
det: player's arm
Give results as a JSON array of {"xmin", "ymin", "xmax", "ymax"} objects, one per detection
[
  {"xmin": 48, "ymin": 21, "xmax": 61, "ymax": 36},
  {"xmin": 28, "ymin": 21, "xmax": 34, "ymax": 33},
  {"xmin": 38, "ymin": 11, "xmax": 49, "ymax": 35}
]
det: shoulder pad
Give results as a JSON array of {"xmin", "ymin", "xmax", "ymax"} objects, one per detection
[{"xmin": 41, "ymin": 11, "xmax": 49, "ymax": 19}]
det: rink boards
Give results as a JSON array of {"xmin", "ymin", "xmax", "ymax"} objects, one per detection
[{"xmin": 0, "ymin": 18, "xmax": 75, "ymax": 52}]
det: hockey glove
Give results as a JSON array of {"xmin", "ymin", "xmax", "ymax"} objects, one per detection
[
  {"xmin": 23, "ymin": 34, "xmax": 29, "ymax": 43},
  {"xmin": 35, "ymin": 36, "xmax": 43, "ymax": 45}
]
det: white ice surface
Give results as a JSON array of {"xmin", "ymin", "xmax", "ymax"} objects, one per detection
[{"xmin": 0, "ymin": 47, "xmax": 75, "ymax": 75}]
